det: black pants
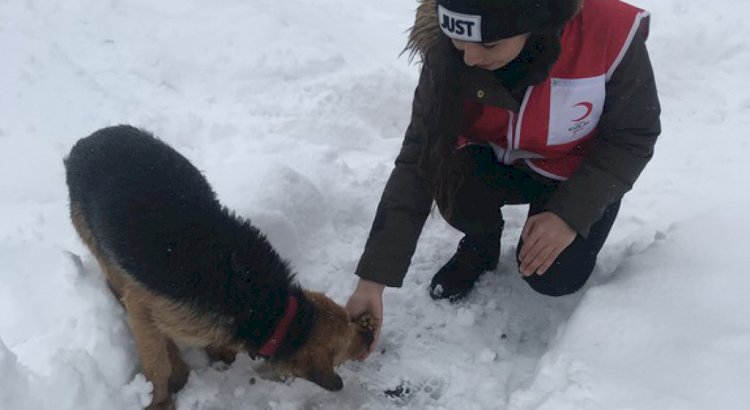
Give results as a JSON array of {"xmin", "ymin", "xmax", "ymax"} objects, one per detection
[{"xmin": 435, "ymin": 145, "xmax": 620, "ymax": 297}]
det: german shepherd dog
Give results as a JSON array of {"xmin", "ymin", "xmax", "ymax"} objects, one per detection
[{"xmin": 64, "ymin": 125, "xmax": 374, "ymax": 410}]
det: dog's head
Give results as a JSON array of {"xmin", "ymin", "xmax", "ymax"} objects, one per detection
[{"xmin": 273, "ymin": 290, "xmax": 374, "ymax": 391}]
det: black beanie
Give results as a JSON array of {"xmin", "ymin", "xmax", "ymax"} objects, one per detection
[{"xmin": 437, "ymin": 0, "xmax": 580, "ymax": 42}]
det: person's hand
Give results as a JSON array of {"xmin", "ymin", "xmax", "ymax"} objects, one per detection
[
  {"xmin": 518, "ymin": 211, "xmax": 577, "ymax": 276},
  {"xmin": 345, "ymin": 278, "xmax": 385, "ymax": 360}
]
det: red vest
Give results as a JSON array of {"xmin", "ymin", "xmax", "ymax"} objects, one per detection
[{"xmin": 458, "ymin": 0, "xmax": 650, "ymax": 180}]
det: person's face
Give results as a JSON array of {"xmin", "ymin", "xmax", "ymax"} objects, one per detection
[{"xmin": 451, "ymin": 32, "xmax": 531, "ymax": 70}]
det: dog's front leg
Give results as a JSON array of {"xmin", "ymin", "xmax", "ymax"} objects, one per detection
[
  {"xmin": 123, "ymin": 290, "xmax": 176, "ymax": 410},
  {"xmin": 167, "ymin": 340, "xmax": 190, "ymax": 393}
]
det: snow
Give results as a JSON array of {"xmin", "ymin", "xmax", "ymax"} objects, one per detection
[{"xmin": 1, "ymin": 0, "xmax": 749, "ymax": 409}]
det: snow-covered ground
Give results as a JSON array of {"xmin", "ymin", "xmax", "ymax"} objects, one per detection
[{"xmin": 1, "ymin": 0, "xmax": 749, "ymax": 408}]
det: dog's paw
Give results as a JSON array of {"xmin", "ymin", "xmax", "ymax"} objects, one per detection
[{"xmin": 205, "ymin": 345, "xmax": 237, "ymax": 367}]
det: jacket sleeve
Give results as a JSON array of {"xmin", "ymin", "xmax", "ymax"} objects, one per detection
[
  {"xmin": 353, "ymin": 62, "xmax": 436, "ymax": 288},
  {"xmin": 544, "ymin": 31, "xmax": 661, "ymax": 237}
]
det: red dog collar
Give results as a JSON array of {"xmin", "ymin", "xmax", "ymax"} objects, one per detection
[{"xmin": 257, "ymin": 296, "xmax": 298, "ymax": 358}]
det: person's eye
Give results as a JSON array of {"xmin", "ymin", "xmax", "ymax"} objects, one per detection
[{"xmin": 481, "ymin": 42, "xmax": 499, "ymax": 49}]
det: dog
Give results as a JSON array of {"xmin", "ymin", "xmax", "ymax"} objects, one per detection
[{"xmin": 64, "ymin": 125, "xmax": 374, "ymax": 410}]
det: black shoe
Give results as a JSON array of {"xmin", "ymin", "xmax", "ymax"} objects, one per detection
[{"xmin": 428, "ymin": 233, "xmax": 501, "ymax": 302}]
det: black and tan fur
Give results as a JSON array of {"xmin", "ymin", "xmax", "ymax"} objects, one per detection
[{"xmin": 65, "ymin": 125, "xmax": 373, "ymax": 410}]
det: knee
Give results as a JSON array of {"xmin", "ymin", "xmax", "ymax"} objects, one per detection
[
  {"xmin": 434, "ymin": 145, "xmax": 500, "ymax": 229},
  {"xmin": 516, "ymin": 236, "xmax": 600, "ymax": 297},
  {"xmin": 522, "ymin": 260, "xmax": 594, "ymax": 296},
  {"xmin": 523, "ymin": 273, "xmax": 586, "ymax": 296}
]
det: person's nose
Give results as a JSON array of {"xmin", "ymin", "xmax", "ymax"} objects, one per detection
[{"xmin": 462, "ymin": 43, "xmax": 484, "ymax": 67}]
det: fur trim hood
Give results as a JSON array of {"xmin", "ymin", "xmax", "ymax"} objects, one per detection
[{"xmin": 404, "ymin": 0, "xmax": 441, "ymax": 61}]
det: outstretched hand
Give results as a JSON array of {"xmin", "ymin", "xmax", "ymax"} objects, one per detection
[
  {"xmin": 518, "ymin": 211, "xmax": 576, "ymax": 276},
  {"xmin": 345, "ymin": 279, "xmax": 385, "ymax": 360}
]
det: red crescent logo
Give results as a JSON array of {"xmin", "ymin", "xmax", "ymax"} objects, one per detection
[{"xmin": 572, "ymin": 102, "xmax": 593, "ymax": 122}]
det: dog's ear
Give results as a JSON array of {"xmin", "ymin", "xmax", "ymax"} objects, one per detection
[{"xmin": 307, "ymin": 365, "xmax": 343, "ymax": 391}]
